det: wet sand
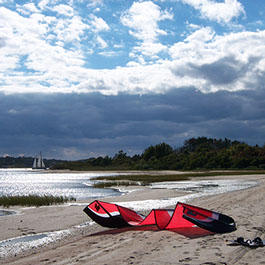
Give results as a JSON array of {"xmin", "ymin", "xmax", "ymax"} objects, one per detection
[{"xmin": 0, "ymin": 173, "xmax": 265, "ymax": 265}]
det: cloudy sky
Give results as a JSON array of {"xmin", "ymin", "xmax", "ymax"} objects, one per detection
[{"xmin": 1, "ymin": 0, "xmax": 265, "ymax": 160}]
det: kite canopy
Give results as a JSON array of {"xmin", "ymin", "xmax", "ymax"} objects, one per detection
[{"xmin": 83, "ymin": 200, "xmax": 236, "ymax": 233}]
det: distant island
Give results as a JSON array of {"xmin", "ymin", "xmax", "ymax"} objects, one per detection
[{"xmin": 1, "ymin": 137, "xmax": 265, "ymax": 171}]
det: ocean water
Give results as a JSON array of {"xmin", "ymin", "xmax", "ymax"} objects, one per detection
[{"xmin": 0, "ymin": 168, "xmax": 121, "ymax": 200}]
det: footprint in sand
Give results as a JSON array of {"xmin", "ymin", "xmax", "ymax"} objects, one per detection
[
  {"xmin": 179, "ymin": 257, "xmax": 192, "ymax": 262},
  {"xmin": 40, "ymin": 259, "xmax": 50, "ymax": 262},
  {"xmin": 215, "ymin": 253, "xmax": 222, "ymax": 257}
]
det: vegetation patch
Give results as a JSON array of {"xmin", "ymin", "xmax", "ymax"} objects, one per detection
[
  {"xmin": 0, "ymin": 195, "xmax": 76, "ymax": 208},
  {"xmin": 93, "ymin": 180, "xmax": 142, "ymax": 188},
  {"xmin": 92, "ymin": 174, "xmax": 189, "ymax": 185},
  {"xmin": 92, "ymin": 170, "xmax": 265, "ymax": 186}
]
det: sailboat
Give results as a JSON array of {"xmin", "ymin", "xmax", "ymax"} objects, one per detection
[{"xmin": 32, "ymin": 152, "xmax": 46, "ymax": 169}]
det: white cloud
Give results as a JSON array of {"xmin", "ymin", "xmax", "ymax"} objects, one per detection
[
  {"xmin": 52, "ymin": 4, "xmax": 75, "ymax": 17},
  {"xmin": 169, "ymin": 27, "xmax": 265, "ymax": 92},
  {"xmin": 0, "ymin": 6, "xmax": 48, "ymax": 65},
  {"xmin": 182, "ymin": 0, "xmax": 245, "ymax": 23},
  {"xmin": 0, "ymin": 0, "xmax": 13, "ymax": 3},
  {"xmin": 186, "ymin": 22, "xmax": 201, "ymax": 30},
  {"xmin": 16, "ymin": 3, "xmax": 40, "ymax": 15},
  {"xmin": 113, "ymin": 43, "xmax": 124, "ymax": 49},
  {"xmin": 0, "ymin": 2, "xmax": 264, "ymax": 98},
  {"xmin": 98, "ymin": 51, "xmax": 123, "ymax": 57},
  {"xmin": 121, "ymin": 1, "xmax": 172, "ymax": 42},
  {"xmin": 132, "ymin": 42, "xmax": 168, "ymax": 58},
  {"xmin": 121, "ymin": 1, "xmax": 173, "ymax": 59},
  {"xmin": 86, "ymin": 0, "xmax": 104, "ymax": 7},
  {"xmin": 0, "ymin": 55, "xmax": 19, "ymax": 72},
  {"xmin": 185, "ymin": 26, "xmax": 215, "ymax": 43},
  {"xmin": 53, "ymin": 16, "xmax": 89, "ymax": 42},
  {"xmin": 96, "ymin": 35, "xmax": 108, "ymax": 49},
  {"xmin": 38, "ymin": 0, "xmax": 50, "ymax": 10},
  {"xmin": 1, "ymin": 11, "xmax": 265, "ymax": 96},
  {"xmin": 89, "ymin": 14, "xmax": 110, "ymax": 32},
  {"xmin": 0, "ymin": 6, "xmax": 86, "ymax": 93}
]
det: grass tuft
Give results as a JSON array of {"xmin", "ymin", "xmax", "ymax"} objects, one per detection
[
  {"xmin": 92, "ymin": 174, "xmax": 189, "ymax": 185},
  {"xmin": 93, "ymin": 180, "xmax": 143, "ymax": 188},
  {"xmin": 0, "ymin": 194, "xmax": 76, "ymax": 208}
]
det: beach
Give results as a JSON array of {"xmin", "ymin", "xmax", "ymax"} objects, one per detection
[{"xmin": 0, "ymin": 173, "xmax": 264, "ymax": 265}]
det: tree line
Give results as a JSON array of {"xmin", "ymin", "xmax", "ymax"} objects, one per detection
[{"xmin": 51, "ymin": 137, "xmax": 265, "ymax": 171}]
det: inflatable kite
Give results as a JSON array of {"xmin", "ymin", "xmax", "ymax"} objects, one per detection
[{"xmin": 83, "ymin": 200, "xmax": 236, "ymax": 233}]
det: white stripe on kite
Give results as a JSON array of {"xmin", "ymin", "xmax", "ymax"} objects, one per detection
[{"xmin": 89, "ymin": 207, "xmax": 120, "ymax": 218}]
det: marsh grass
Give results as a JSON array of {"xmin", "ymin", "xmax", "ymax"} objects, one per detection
[
  {"xmin": 0, "ymin": 194, "xmax": 76, "ymax": 208},
  {"xmin": 92, "ymin": 170, "xmax": 265, "ymax": 187},
  {"xmin": 93, "ymin": 180, "xmax": 143, "ymax": 189},
  {"xmin": 92, "ymin": 174, "xmax": 189, "ymax": 187}
]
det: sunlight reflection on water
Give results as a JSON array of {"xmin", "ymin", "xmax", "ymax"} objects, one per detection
[{"xmin": 0, "ymin": 169, "xmax": 121, "ymax": 199}]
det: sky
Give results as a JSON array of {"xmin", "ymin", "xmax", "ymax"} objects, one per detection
[{"xmin": 1, "ymin": 0, "xmax": 265, "ymax": 160}]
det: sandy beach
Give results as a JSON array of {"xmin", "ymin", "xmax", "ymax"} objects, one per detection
[{"xmin": 0, "ymin": 173, "xmax": 265, "ymax": 265}]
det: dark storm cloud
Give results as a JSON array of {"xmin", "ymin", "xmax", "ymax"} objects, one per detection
[
  {"xmin": 189, "ymin": 57, "xmax": 247, "ymax": 85},
  {"xmin": 1, "ymin": 87, "xmax": 265, "ymax": 159}
]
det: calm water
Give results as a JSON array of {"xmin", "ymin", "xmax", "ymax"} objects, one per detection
[{"xmin": 0, "ymin": 168, "xmax": 121, "ymax": 200}]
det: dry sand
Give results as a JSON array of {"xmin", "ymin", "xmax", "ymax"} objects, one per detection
[{"xmin": 0, "ymin": 173, "xmax": 265, "ymax": 265}]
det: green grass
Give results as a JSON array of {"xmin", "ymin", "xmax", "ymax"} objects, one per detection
[
  {"xmin": 93, "ymin": 180, "xmax": 143, "ymax": 189},
  {"xmin": 0, "ymin": 194, "xmax": 76, "ymax": 208},
  {"xmin": 92, "ymin": 170, "xmax": 265, "ymax": 187},
  {"xmin": 92, "ymin": 174, "xmax": 189, "ymax": 187}
]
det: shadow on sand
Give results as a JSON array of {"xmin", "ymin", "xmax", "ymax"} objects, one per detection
[{"xmin": 89, "ymin": 225, "xmax": 214, "ymax": 239}]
